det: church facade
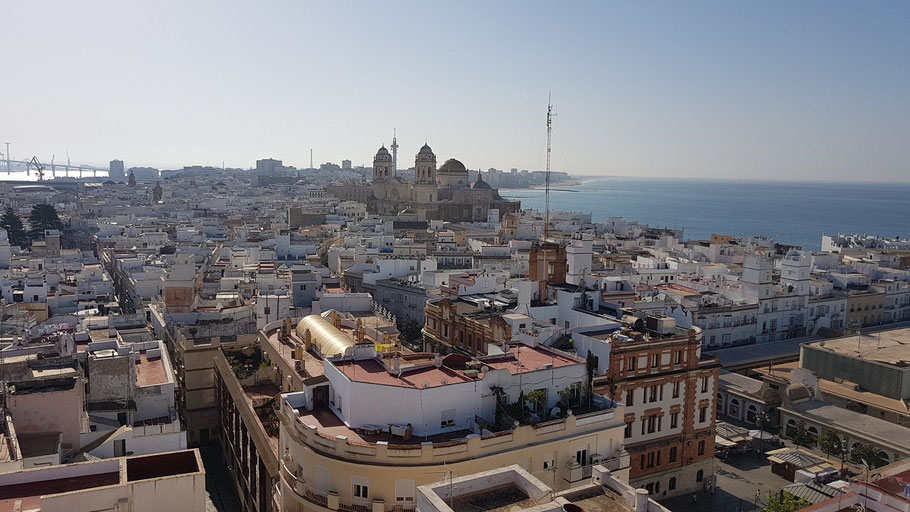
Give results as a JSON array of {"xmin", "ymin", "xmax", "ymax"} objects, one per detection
[{"xmin": 366, "ymin": 144, "xmax": 520, "ymax": 222}]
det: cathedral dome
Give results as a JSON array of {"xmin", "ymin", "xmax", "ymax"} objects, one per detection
[
  {"xmin": 374, "ymin": 146, "xmax": 392, "ymax": 162},
  {"xmin": 438, "ymin": 159, "xmax": 467, "ymax": 173},
  {"xmin": 472, "ymin": 175, "xmax": 492, "ymax": 189},
  {"xmin": 416, "ymin": 143, "xmax": 436, "ymax": 163}
]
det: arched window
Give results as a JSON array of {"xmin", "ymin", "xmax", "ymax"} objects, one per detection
[
  {"xmin": 786, "ymin": 419, "xmax": 797, "ymax": 438},
  {"xmin": 717, "ymin": 394, "xmax": 725, "ymax": 414},
  {"xmin": 807, "ymin": 426, "xmax": 819, "ymax": 446},
  {"xmin": 668, "ymin": 477, "xmax": 677, "ymax": 491},
  {"xmin": 696, "ymin": 470, "xmax": 704, "ymax": 482},
  {"xmin": 746, "ymin": 404, "xmax": 758, "ymax": 424},
  {"xmin": 729, "ymin": 398, "xmax": 740, "ymax": 418}
]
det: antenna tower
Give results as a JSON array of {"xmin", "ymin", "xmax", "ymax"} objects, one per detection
[{"xmin": 543, "ymin": 94, "xmax": 556, "ymax": 241}]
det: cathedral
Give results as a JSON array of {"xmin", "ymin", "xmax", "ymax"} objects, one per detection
[{"xmin": 367, "ymin": 143, "xmax": 520, "ymax": 222}]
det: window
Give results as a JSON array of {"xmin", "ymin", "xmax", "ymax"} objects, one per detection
[
  {"xmin": 649, "ymin": 386, "xmax": 658, "ymax": 402},
  {"xmin": 353, "ymin": 484, "xmax": 369, "ymax": 499},
  {"xmin": 647, "ymin": 451, "xmax": 656, "ymax": 468},
  {"xmin": 696, "ymin": 470, "xmax": 704, "ymax": 482},
  {"xmin": 625, "ymin": 390, "xmax": 634, "ymax": 407},
  {"xmin": 575, "ymin": 449, "xmax": 588, "ymax": 466},
  {"xmin": 440, "ymin": 409, "xmax": 455, "ymax": 429},
  {"xmin": 675, "ymin": 351, "xmax": 682, "ymax": 364},
  {"xmin": 651, "ymin": 354, "xmax": 659, "ymax": 368},
  {"xmin": 627, "ymin": 356, "xmax": 636, "ymax": 372},
  {"xmin": 641, "ymin": 418, "xmax": 646, "ymax": 436},
  {"xmin": 672, "ymin": 381, "xmax": 680, "ymax": 398},
  {"xmin": 699, "ymin": 407, "xmax": 707, "ymax": 423},
  {"xmin": 670, "ymin": 412, "xmax": 679, "ymax": 429},
  {"xmin": 624, "ymin": 422, "xmax": 632, "ymax": 438},
  {"xmin": 701, "ymin": 377, "xmax": 709, "ymax": 393},
  {"xmin": 668, "ymin": 477, "xmax": 677, "ymax": 490},
  {"xmin": 698, "ymin": 440, "xmax": 705, "ymax": 456},
  {"xmin": 669, "ymin": 447, "xmax": 678, "ymax": 463},
  {"xmin": 647, "ymin": 416, "xmax": 657, "ymax": 434}
]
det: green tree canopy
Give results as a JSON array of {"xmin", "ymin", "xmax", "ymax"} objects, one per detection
[
  {"xmin": 850, "ymin": 443, "xmax": 888, "ymax": 469},
  {"xmin": 818, "ymin": 429, "xmax": 843, "ymax": 457},
  {"xmin": 763, "ymin": 491, "xmax": 811, "ymax": 512},
  {"xmin": 790, "ymin": 420, "xmax": 815, "ymax": 448},
  {"xmin": 0, "ymin": 207, "xmax": 28, "ymax": 247},
  {"xmin": 28, "ymin": 203, "xmax": 64, "ymax": 241}
]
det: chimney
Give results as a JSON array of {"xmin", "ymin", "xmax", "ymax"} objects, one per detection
[
  {"xmin": 434, "ymin": 354, "xmax": 443, "ymax": 368},
  {"xmin": 633, "ymin": 489, "xmax": 649, "ymax": 512}
]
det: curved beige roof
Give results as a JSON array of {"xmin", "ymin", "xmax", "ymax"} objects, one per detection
[{"xmin": 295, "ymin": 314, "xmax": 354, "ymax": 358}]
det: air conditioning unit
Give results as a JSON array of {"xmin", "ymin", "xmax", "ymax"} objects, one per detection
[{"xmin": 295, "ymin": 360, "xmax": 302, "ymax": 372}]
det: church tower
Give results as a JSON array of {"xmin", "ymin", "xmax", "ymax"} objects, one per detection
[
  {"xmin": 373, "ymin": 146, "xmax": 393, "ymax": 183},
  {"xmin": 415, "ymin": 144, "xmax": 436, "ymax": 184}
]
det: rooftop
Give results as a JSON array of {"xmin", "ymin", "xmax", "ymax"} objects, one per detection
[
  {"xmin": 335, "ymin": 357, "xmax": 472, "ymax": 389},
  {"xmin": 804, "ymin": 327, "xmax": 910, "ymax": 368},
  {"xmin": 296, "ymin": 408, "xmax": 472, "ymax": 446},
  {"xmin": 135, "ymin": 350, "xmax": 168, "ymax": 387},
  {"xmin": 786, "ymin": 400, "xmax": 910, "ymax": 450}
]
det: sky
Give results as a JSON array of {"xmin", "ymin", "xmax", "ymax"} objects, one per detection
[{"xmin": 3, "ymin": 1, "xmax": 909, "ymax": 181}]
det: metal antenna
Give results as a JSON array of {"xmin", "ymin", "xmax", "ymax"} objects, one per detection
[{"xmin": 543, "ymin": 94, "xmax": 556, "ymax": 241}]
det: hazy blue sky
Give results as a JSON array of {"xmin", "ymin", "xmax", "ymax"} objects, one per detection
[{"xmin": 4, "ymin": 1, "xmax": 909, "ymax": 180}]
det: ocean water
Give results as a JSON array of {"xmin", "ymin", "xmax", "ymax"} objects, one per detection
[{"xmin": 501, "ymin": 177, "xmax": 910, "ymax": 251}]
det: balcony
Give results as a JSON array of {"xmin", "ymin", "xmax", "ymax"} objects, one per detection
[
  {"xmin": 282, "ymin": 459, "xmax": 415, "ymax": 512},
  {"xmin": 564, "ymin": 451, "xmax": 630, "ymax": 483}
]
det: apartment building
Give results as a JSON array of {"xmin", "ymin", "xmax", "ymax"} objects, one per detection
[
  {"xmin": 275, "ymin": 315, "xmax": 628, "ymax": 512},
  {"xmin": 591, "ymin": 319, "xmax": 719, "ymax": 498},
  {"xmin": 0, "ymin": 450, "xmax": 205, "ymax": 512}
]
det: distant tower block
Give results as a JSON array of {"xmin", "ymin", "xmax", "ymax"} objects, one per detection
[{"xmin": 391, "ymin": 129, "xmax": 399, "ymax": 173}]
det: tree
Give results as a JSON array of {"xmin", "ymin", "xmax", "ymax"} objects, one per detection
[
  {"xmin": 525, "ymin": 389, "xmax": 547, "ymax": 417},
  {"xmin": 28, "ymin": 203, "xmax": 64, "ymax": 241},
  {"xmin": 850, "ymin": 443, "xmax": 888, "ymax": 469},
  {"xmin": 0, "ymin": 207, "xmax": 28, "ymax": 247},
  {"xmin": 790, "ymin": 421, "xmax": 814, "ymax": 449},
  {"xmin": 585, "ymin": 352, "xmax": 596, "ymax": 408},
  {"xmin": 818, "ymin": 429, "xmax": 843, "ymax": 458},
  {"xmin": 763, "ymin": 491, "xmax": 811, "ymax": 512},
  {"xmin": 398, "ymin": 319, "xmax": 423, "ymax": 344}
]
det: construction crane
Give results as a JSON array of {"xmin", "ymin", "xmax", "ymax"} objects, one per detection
[
  {"xmin": 25, "ymin": 156, "xmax": 46, "ymax": 181},
  {"xmin": 543, "ymin": 94, "xmax": 556, "ymax": 241}
]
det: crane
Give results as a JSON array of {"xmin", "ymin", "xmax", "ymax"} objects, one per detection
[
  {"xmin": 543, "ymin": 94, "xmax": 556, "ymax": 241},
  {"xmin": 25, "ymin": 156, "xmax": 46, "ymax": 181}
]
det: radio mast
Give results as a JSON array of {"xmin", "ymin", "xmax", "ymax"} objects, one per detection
[{"xmin": 543, "ymin": 94, "xmax": 556, "ymax": 241}]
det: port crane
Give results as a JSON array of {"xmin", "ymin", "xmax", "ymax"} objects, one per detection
[{"xmin": 24, "ymin": 156, "xmax": 46, "ymax": 181}]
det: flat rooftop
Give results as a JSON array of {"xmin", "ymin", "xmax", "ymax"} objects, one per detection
[
  {"xmin": 481, "ymin": 345, "xmax": 579, "ymax": 375},
  {"xmin": 17, "ymin": 432, "xmax": 60, "ymax": 458},
  {"xmin": 135, "ymin": 350, "xmax": 168, "ymax": 387},
  {"xmin": 296, "ymin": 408, "xmax": 472, "ymax": 446},
  {"xmin": 805, "ymin": 327, "xmax": 910, "ymax": 368},
  {"xmin": 264, "ymin": 329, "xmax": 325, "ymax": 378},
  {"xmin": 559, "ymin": 485, "xmax": 628, "ymax": 512},
  {"xmin": 0, "ymin": 471, "xmax": 120, "ymax": 512},
  {"xmin": 334, "ymin": 345, "xmax": 579, "ymax": 389},
  {"xmin": 449, "ymin": 484, "xmax": 537, "ymax": 512},
  {"xmin": 756, "ymin": 362, "xmax": 910, "ymax": 414},
  {"xmin": 334, "ymin": 358, "xmax": 472, "ymax": 389}
]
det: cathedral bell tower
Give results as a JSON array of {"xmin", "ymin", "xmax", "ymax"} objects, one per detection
[
  {"xmin": 373, "ymin": 146, "xmax": 393, "ymax": 183},
  {"xmin": 415, "ymin": 143, "xmax": 436, "ymax": 184}
]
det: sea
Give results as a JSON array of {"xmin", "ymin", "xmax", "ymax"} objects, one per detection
[{"xmin": 500, "ymin": 177, "xmax": 910, "ymax": 251}]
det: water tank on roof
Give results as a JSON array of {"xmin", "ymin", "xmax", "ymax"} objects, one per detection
[{"xmin": 621, "ymin": 315, "xmax": 644, "ymax": 331}]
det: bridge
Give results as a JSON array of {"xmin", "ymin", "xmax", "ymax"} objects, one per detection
[{"xmin": 1, "ymin": 156, "xmax": 109, "ymax": 180}]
